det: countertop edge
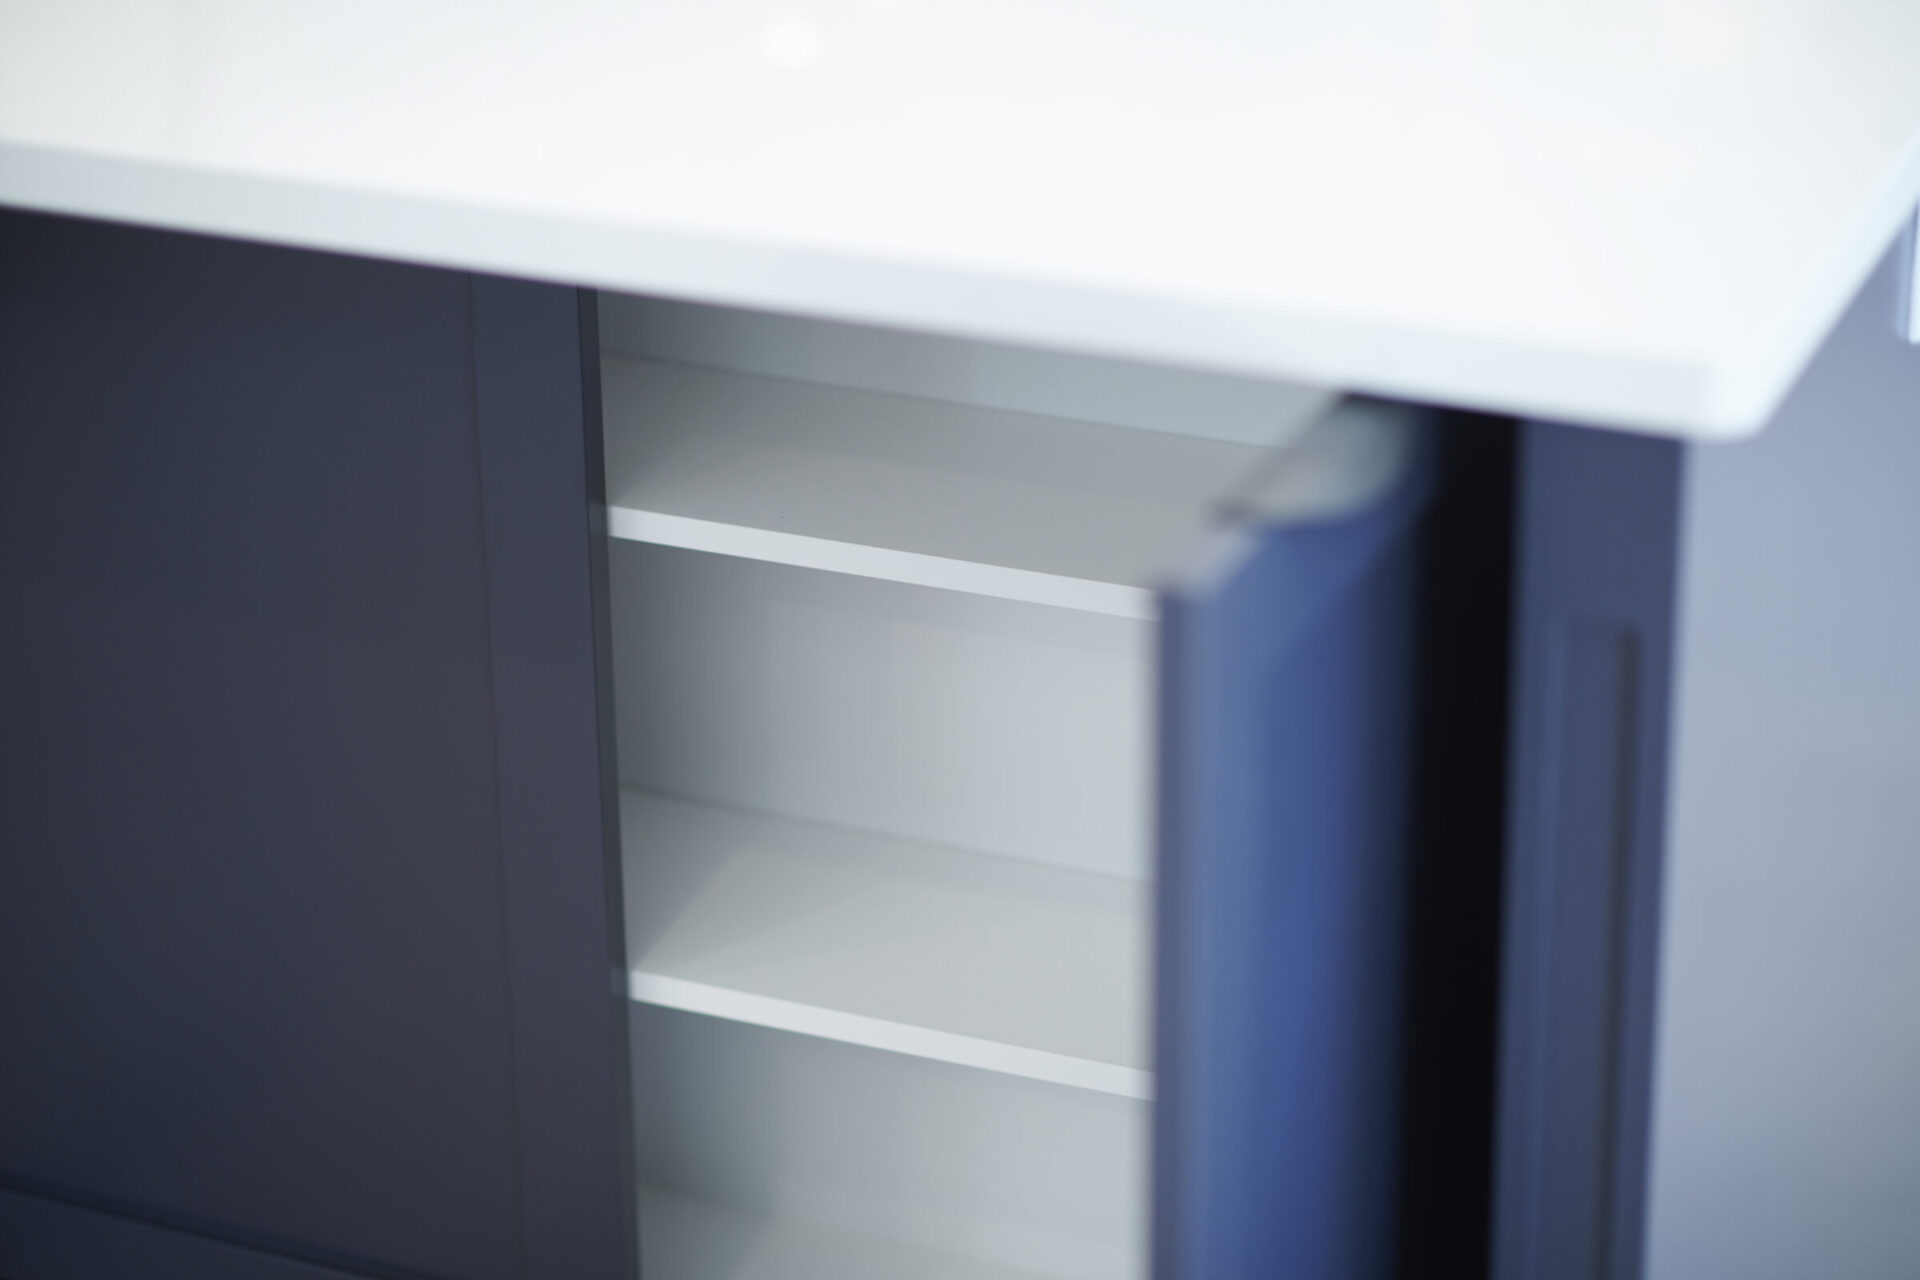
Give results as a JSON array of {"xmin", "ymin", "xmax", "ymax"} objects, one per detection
[{"xmin": 5, "ymin": 137, "xmax": 1915, "ymax": 442}]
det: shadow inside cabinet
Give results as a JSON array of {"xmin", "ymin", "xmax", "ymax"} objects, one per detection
[{"xmin": 1393, "ymin": 413, "xmax": 1518, "ymax": 1280}]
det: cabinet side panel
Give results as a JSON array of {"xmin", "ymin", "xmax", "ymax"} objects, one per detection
[{"xmin": 1646, "ymin": 234, "xmax": 1920, "ymax": 1280}]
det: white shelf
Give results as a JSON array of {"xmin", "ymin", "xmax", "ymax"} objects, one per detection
[
  {"xmin": 603, "ymin": 357, "xmax": 1280, "ymax": 618},
  {"xmin": 622, "ymin": 790, "xmax": 1151, "ymax": 1099},
  {"xmin": 638, "ymin": 1187, "xmax": 1074, "ymax": 1280}
]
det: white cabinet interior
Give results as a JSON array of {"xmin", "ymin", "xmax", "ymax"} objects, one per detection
[{"xmin": 599, "ymin": 297, "xmax": 1337, "ymax": 1280}]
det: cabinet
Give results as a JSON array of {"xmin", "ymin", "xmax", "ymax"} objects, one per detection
[
  {"xmin": 12, "ymin": 4, "xmax": 1918, "ymax": 1272},
  {"xmin": 595, "ymin": 295, "xmax": 1421, "ymax": 1280},
  {"xmin": 0, "ymin": 207, "xmax": 1673, "ymax": 1280}
]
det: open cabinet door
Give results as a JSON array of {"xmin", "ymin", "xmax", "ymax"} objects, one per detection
[{"xmin": 1154, "ymin": 406, "xmax": 1433, "ymax": 1280}]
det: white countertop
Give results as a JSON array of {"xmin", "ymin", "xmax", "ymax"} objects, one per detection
[{"xmin": 4, "ymin": 1, "xmax": 1919, "ymax": 439}]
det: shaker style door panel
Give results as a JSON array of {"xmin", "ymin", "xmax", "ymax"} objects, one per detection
[
  {"xmin": 1492, "ymin": 423, "xmax": 1681, "ymax": 1280},
  {"xmin": 0, "ymin": 211, "xmax": 634, "ymax": 1280}
]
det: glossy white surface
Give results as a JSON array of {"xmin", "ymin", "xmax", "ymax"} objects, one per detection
[
  {"xmin": 6, "ymin": 2, "xmax": 1919, "ymax": 436},
  {"xmin": 622, "ymin": 791, "xmax": 1150, "ymax": 1097}
]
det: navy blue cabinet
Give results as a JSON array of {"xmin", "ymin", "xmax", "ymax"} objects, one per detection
[
  {"xmin": 0, "ymin": 209, "xmax": 1678, "ymax": 1280},
  {"xmin": 0, "ymin": 211, "xmax": 634, "ymax": 1279}
]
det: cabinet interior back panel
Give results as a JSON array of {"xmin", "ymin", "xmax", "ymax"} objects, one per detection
[
  {"xmin": 623, "ymin": 790, "xmax": 1149, "ymax": 1091},
  {"xmin": 632, "ymin": 1006, "xmax": 1145, "ymax": 1280},
  {"xmin": 599, "ymin": 294, "xmax": 1336, "ymax": 450},
  {"xmin": 603, "ymin": 356, "xmax": 1274, "ymax": 602},
  {"xmin": 605, "ymin": 306, "xmax": 1176, "ymax": 1280},
  {"xmin": 610, "ymin": 540, "xmax": 1151, "ymax": 879}
]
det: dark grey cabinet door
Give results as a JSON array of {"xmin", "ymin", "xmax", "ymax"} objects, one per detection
[{"xmin": 0, "ymin": 211, "xmax": 635, "ymax": 1279}]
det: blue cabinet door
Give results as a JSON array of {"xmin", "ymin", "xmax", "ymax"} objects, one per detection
[{"xmin": 1154, "ymin": 413, "xmax": 1434, "ymax": 1280}]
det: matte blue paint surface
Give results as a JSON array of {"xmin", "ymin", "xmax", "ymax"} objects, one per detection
[
  {"xmin": 1493, "ymin": 422, "xmax": 1680, "ymax": 1280},
  {"xmin": 1156, "ymin": 455, "xmax": 1431, "ymax": 1280}
]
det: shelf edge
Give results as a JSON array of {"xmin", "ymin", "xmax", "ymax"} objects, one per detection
[
  {"xmin": 608, "ymin": 507, "xmax": 1156, "ymax": 620},
  {"xmin": 630, "ymin": 970, "xmax": 1152, "ymax": 1100}
]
